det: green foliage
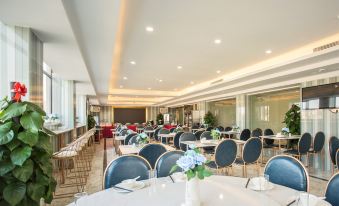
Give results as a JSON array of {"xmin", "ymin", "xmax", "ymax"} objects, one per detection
[
  {"xmin": 282, "ymin": 104, "xmax": 301, "ymax": 135},
  {"xmin": 203, "ymin": 111, "xmax": 217, "ymax": 127},
  {"xmin": 0, "ymin": 98, "xmax": 56, "ymax": 206},
  {"xmin": 211, "ymin": 129, "xmax": 221, "ymax": 140},
  {"xmin": 156, "ymin": 113, "xmax": 163, "ymax": 125},
  {"xmin": 87, "ymin": 114, "xmax": 96, "ymax": 130}
]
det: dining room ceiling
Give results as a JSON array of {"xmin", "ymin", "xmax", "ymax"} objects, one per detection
[{"xmin": 1, "ymin": 0, "xmax": 339, "ymax": 106}]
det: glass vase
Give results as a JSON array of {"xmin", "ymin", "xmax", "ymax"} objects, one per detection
[{"xmin": 185, "ymin": 176, "xmax": 201, "ymax": 206}]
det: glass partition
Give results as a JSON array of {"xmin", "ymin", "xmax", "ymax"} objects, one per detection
[
  {"xmin": 249, "ymin": 88, "xmax": 300, "ymax": 133},
  {"xmin": 207, "ymin": 98, "xmax": 236, "ymax": 127}
]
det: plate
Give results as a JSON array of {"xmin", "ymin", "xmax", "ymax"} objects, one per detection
[{"xmin": 113, "ymin": 181, "xmax": 145, "ymax": 193}]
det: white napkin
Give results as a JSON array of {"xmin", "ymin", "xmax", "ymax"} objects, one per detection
[{"xmin": 171, "ymin": 172, "xmax": 186, "ymax": 182}]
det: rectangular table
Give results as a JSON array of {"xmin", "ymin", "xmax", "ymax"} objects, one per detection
[
  {"xmin": 118, "ymin": 144, "xmax": 175, "ymax": 155},
  {"xmin": 144, "ymin": 130, "xmax": 156, "ymax": 137}
]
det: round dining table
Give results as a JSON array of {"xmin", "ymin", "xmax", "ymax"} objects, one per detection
[{"xmin": 69, "ymin": 175, "xmax": 329, "ymax": 206}]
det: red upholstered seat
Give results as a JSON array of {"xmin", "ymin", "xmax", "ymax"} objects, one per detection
[
  {"xmin": 102, "ymin": 126, "xmax": 113, "ymax": 138},
  {"xmin": 127, "ymin": 125, "xmax": 137, "ymax": 132},
  {"xmin": 163, "ymin": 124, "xmax": 176, "ymax": 130}
]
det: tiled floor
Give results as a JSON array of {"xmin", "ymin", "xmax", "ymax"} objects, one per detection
[{"xmin": 50, "ymin": 139, "xmax": 330, "ymax": 206}]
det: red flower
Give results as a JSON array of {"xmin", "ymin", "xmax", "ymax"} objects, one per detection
[{"xmin": 12, "ymin": 82, "xmax": 27, "ymax": 102}]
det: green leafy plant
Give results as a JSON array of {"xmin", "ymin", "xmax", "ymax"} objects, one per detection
[
  {"xmin": 0, "ymin": 97, "xmax": 56, "ymax": 206},
  {"xmin": 211, "ymin": 129, "xmax": 221, "ymax": 140},
  {"xmin": 87, "ymin": 114, "xmax": 96, "ymax": 130},
  {"xmin": 203, "ymin": 111, "xmax": 216, "ymax": 127},
  {"xmin": 156, "ymin": 113, "xmax": 164, "ymax": 125},
  {"xmin": 282, "ymin": 104, "xmax": 301, "ymax": 135}
]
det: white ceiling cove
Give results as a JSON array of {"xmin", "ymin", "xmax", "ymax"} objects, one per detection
[{"xmin": 0, "ymin": 0, "xmax": 339, "ymax": 106}]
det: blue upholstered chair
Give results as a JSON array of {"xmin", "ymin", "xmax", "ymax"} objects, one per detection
[
  {"xmin": 337, "ymin": 149, "xmax": 339, "ymax": 172},
  {"xmin": 308, "ymin": 131, "xmax": 325, "ymax": 170},
  {"xmin": 128, "ymin": 134, "xmax": 139, "ymax": 145},
  {"xmin": 224, "ymin": 126, "xmax": 233, "ymax": 139},
  {"xmin": 264, "ymin": 155, "xmax": 309, "ymax": 192},
  {"xmin": 263, "ymin": 128, "xmax": 275, "ymax": 146},
  {"xmin": 206, "ymin": 139, "xmax": 237, "ymax": 175},
  {"xmin": 199, "ymin": 124, "xmax": 205, "ymax": 129},
  {"xmin": 173, "ymin": 132, "xmax": 184, "ymax": 149},
  {"xmin": 206, "ymin": 127, "xmax": 213, "ymax": 132},
  {"xmin": 216, "ymin": 126, "xmax": 224, "ymax": 131},
  {"xmin": 194, "ymin": 130, "xmax": 204, "ymax": 140},
  {"xmin": 119, "ymin": 129, "xmax": 128, "ymax": 136},
  {"xmin": 329, "ymin": 136, "xmax": 339, "ymax": 174},
  {"xmin": 154, "ymin": 128, "xmax": 161, "ymax": 141},
  {"xmin": 179, "ymin": 133, "xmax": 196, "ymax": 151},
  {"xmin": 234, "ymin": 137, "xmax": 262, "ymax": 177},
  {"xmin": 325, "ymin": 172, "xmax": 339, "ymax": 206},
  {"xmin": 103, "ymin": 155, "xmax": 151, "ymax": 189},
  {"xmin": 159, "ymin": 128, "xmax": 170, "ymax": 144},
  {"xmin": 240, "ymin": 129, "xmax": 251, "ymax": 141},
  {"xmin": 251, "ymin": 128, "xmax": 262, "ymax": 138},
  {"xmin": 124, "ymin": 133, "xmax": 136, "ymax": 145},
  {"xmin": 200, "ymin": 131, "xmax": 212, "ymax": 140},
  {"xmin": 138, "ymin": 144, "xmax": 167, "ymax": 169},
  {"xmin": 155, "ymin": 151, "xmax": 185, "ymax": 178},
  {"xmin": 283, "ymin": 133, "xmax": 312, "ymax": 165},
  {"xmin": 170, "ymin": 127, "xmax": 175, "ymax": 133}
]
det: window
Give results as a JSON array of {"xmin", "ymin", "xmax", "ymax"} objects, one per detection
[{"xmin": 43, "ymin": 63, "xmax": 52, "ymax": 114}]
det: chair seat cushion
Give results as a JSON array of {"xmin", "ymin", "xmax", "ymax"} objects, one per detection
[
  {"xmin": 205, "ymin": 161, "xmax": 217, "ymax": 169},
  {"xmin": 283, "ymin": 149, "xmax": 299, "ymax": 155}
]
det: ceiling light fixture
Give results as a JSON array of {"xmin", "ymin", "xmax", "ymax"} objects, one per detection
[
  {"xmin": 214, "ymin": 39, "xmax": 222, "ymax": 44},
  {"xmin": 216, "ymin": 70, "xmax": 221, "ymax": 74},
  {"xmin": 177, "ymin": 66, "xmax": 183, "ymax": 70},
  {"xmin": 130, "ymin": 61, "xmax": 136, "ymax": 65},
  {"xmin": 319, "ymin": 68, "xmax": 326, "ymax": 72},
  {"xmin": 265, "ymin": 50, "xmax": 272, "ymax": 54},
  {"xmin": 145, "ymin": 26, "xmax": 154, "ymax": 32},
  {"xmin": 159, "ymin": 79, "xmax": 163, "ymax": 82},
  {"xmin": 123, "ymin": 77, "xmax": 128, "ymax": 80},
  {"xmin": 190, "ymin": 81, "xmax": 194, "ymax": 84},
  {"xmin": 148, "ymin": 87, "xmax": 151, "ymax": 90},
  {"xmin": 119, "ymin": 85, "xmax": 123, "ymax": 88}
]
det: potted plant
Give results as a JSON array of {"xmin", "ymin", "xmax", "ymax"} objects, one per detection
[
  {"xmin": 170, "ymin": 146, "xmax": 212, "ymax": 206},
  {"xmin": 282, "ymin": 104, "xmax": 301, "ymax": 148},
  {"xmin": 156, "ymin": 113, "xmax": 164, "ymax": 125},
  {"xmin": 211, "ymin": 129, "xmax": 221, "ymax": 140},
  {"xmin": 87, "ymin": 114, "xmax": 96, "ymax": 130},
  {"xmin": 136, "ymin": 133, "xmax": 149, "ymax": 145},
  {"xmin": 203, "ymin": 111, "xmax": 216, "ymax": 127},
  {"xmin": 0, "ymin": 82, "xmax": 56, "ymax": 206}
]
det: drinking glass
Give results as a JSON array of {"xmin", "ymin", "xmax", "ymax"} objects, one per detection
[
  {"xmin": 297, "ymin": 192, "xmax": 309, "ymax": 206},
  {"xmin": 74, "ymin": 192, "xmax": 88, "ymax": 206},
  {"xmin": 148, "ymin": 170, "xmax": 157, "ymax": 195}
]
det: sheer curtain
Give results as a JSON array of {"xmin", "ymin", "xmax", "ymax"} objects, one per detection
[
  {"xmin": 76, "ymin": 95, "xmax": 87, "ymax": 125},
  {"xmin": 52, "ymin": 75, "xmax": 74, "ymax": 129}
]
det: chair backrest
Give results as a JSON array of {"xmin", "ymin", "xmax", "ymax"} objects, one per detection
[
  {"xmin": 124, "ymin": 133, "xmax": 136, "ymax": 145},
  {"xmin": 216, "ymin": 126, "xmax": 224, "ymax": 131},
  {"xmin": 325, "ymin": 172, "xmax": 339, "ymax": 206},
  {"xmin": 264, "ymin": 155, "xmax": 309, "ymax": 192},
  {"xmin": 103, "ymin": 155, "xmax": 151, "ymax": 189},
  {"xmin": 200, "ymin": 131, "xmax": 212, "ymax": 140},
  {"xmin": 174, "ymin": 132, "xmax": 184, "ymax": 149},
  {"xmin": 298, "ymin": 133, "xmax": 312, "ymax": 154},
  {"xmin": 128, "ymin": 134, "xmax": 139, "ymax": 145},
  {"xmin": 145, "ymin": 126, "xmax": 153, "ymax": 130},
  {"xmin": 251, "ymin": 128, "xmax": 262, "ymax": 138},
  {"xmin": 154, "ymin": 128, "xmax": 161, "ymax": 141},
  {"xmin": 119, "ymin": 129, "xmax": 128, "ymax": 136},
  {"xmin": 313, "ymin": 131, "xmax": 325, "ymax": 153},
  {"xmin": 242, "ymin": 137, "xmax": 262, "ymax": 164},
  {"xmin": 138, "ymin": 144, "xmax": 167, "ymax": 169},
  {"xmin": 206, "ymin": 127, "xmax": 213, "ymax": 132},
  {"xmin": 199, "ymin": 124, "xmax": 205, "ymax": 128},
  {"xmin": 170, "ymin": 128, "xmax": 175, "ymax": 133},
  {"xmin": 337, "ymin": 149, "xmax": 339, "ymax": 169},
  {"xmin": 329, "ymin": 136, "xmax": 339, "ymax": 165},
  {"xmin": 215, "ymin": 139, "xmax": 237, "ymax": 168},
  {"xmin": 155, "ymin": 151, "xmax": 185, "ymax": 178},
  {"xmin": 264, "ymin": 128, "xmax": 274, "ymax": 145},
  {"xmin": 240, "ymin": 129, "xmax": 251, "ymax": 141},
  {"xmin": 225, "ymin": 126, "xmax": 232, "ymax": 131},
  {"xmin": 159, "ymin": 128, "xmax": 170, "ymax": 143},
  {"xmin": 192, "ymin": 125, "xmax": 199, "ymax": 129},
  {"xmin": 194, "ymin": 130, "xmax": 204, "ymax": 140},
  {"xmin": 179, "ymin": 133, "xmax": 196, "ymax": 151}
]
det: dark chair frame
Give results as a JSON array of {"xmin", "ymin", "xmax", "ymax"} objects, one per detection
[{"xmin": 154, "ymin": 150, "xmax": 185, "ymax": 178}]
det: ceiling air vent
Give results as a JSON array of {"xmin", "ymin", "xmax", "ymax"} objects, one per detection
[
  {"xmin": 210, "ymin": 78, "xmax": 223, "ymax": 85},
  {"xmin": 313, "ymin": 41, "xmax": 339, "ymax": 52}
]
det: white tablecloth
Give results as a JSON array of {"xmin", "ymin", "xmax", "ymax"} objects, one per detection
[{"xmin": 68, "ymin": 176, "xmax": 330, "ymax": 206}]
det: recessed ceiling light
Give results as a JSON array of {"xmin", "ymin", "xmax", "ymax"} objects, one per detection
[
  {"xmin": 177, "ymin": 66, "xmax": 183, "ymax": 70},
  {"xmin": 159, "ymin": 79, "xmax": 163, "ymax": 82},
  {"xmin": 214, "ymin": 39, "xmax": 222, "ymax": 44},
  {"xmin": 190, "ymin": 81, "xmax": 194, "ymax": 84},
  {"xmin": 148, "ymin": 87, "xmax": 151, "ymax": 90},
  {"xmin": 174, "ymin": 88, "xmax": 177, "ymax": 91},
  {"xmin": 216, "ymin": 70, "xmax": 221, "ymax": 74},
  {"xmin": 145, "ymin": 26, "xmax": 154, "ymax": 32},
  {"xmin": 319, "ymin": 68, "xmax": 326, "ymax": 72},
  {"xmin": 265, "ymin": 50, "xmax": 272, "ymax": 54},
  {"xmin": 130, "ymin": 61, "xmax": 136, "ymax": 65},
  {"xmin": 119, "ymin": 85, "xmax": 123, "ymax": 88},
  {"xmin": 123, "ymin": 76, "xmax": 128, "ymax": 80}
]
